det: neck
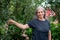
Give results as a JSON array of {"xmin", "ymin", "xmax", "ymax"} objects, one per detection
[{"xmin": 38, "ymin": 18, "xmax": 45, "ymax": 21}]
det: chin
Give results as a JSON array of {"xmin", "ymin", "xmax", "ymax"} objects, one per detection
[{"xmin": 39, "ymin": 16, "xmax": 43, "ymax": 18}]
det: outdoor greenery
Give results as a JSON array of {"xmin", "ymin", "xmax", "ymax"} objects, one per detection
[{"xmin": 0, "ymin": 0, "xmax": 60, "ymax": 40}]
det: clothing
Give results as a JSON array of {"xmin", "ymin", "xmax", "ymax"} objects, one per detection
[{"xmin": 28, "ymin": 19, "xmax": 50, "ymax": 40}]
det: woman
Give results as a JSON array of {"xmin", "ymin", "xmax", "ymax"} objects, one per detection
[{"xmin": 8, "ymin": 6, "xmax": 51, "ymax": 40}]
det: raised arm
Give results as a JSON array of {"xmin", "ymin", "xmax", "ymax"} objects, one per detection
[
  {"xmin": 8, "ymin": 19, "xmax": 29, "ymax": 29},
  {"xmin": 48, "ymin": 30, "xmax": 51, "ymax": 40}
]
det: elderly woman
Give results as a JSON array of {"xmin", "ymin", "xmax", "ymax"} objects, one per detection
[{"xmin": 8, "ymin": 6, "xmax": 51, "ymax": 40}]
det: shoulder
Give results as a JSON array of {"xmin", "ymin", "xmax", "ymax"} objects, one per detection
[
  {"xmin": 27, "ymin": 19, "xmax": 37, "ymax": 28},
  {"xmin": 27, "ymin": 19, "xmax": 38, "ymax": 26}
]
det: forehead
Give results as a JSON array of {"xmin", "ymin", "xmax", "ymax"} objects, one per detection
[{"xmin": 37, "ymin": 9, "xmax": 44, "ymax": 12}]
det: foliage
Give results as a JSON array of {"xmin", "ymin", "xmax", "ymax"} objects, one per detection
[
  {"xmin": 0, "ymin": 0, "xmax": 60, "ymax": 40},
  {"xmin": 48, "ymin": 0, "xmax": 60, "ymax": 22},
  {"xmin": 0, "ymin": 0, "xmax": 43, "ymax": 40},
  {"xmin": 50, "ymin": 23, "xmax": 60, "ymax": 40}
]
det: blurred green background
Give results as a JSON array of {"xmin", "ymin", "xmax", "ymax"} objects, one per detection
[{"xmin": 0, "ymin": 0, "xmax": 60, "ymax": 40}]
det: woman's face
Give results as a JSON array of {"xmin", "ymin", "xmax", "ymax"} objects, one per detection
[{"xmin": 36, "ymin": 9, "xmax": 45, "ymax": 19}]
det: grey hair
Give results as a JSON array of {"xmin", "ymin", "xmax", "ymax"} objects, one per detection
[{"xmin": 35, "ymin": 6, "xmax": 45, "ymax": 14}]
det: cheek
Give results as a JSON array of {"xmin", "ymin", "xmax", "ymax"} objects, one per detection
[
  {"xmin": 42, "ymin": 13, "xmax": 45, "ymax": 15},
  {"xmin": 36, "ymin": 13, "xmax": 40, "ymax": 16},
  {"xmin": 36, "ymin": 13, "xmax": 45, "ymax": 18}
]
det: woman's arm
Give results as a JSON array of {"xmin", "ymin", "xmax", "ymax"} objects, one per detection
[
  {"xmin": 48, "ymin": 30, "xmax": 51, "ymax": 40},
  {"xmin": 8, "ymin": 19, "xmax": 29, "ymax": 29}
]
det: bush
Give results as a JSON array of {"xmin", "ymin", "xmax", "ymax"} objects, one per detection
[{"xmin": 51, "ymin": 23, "xmax": 60, "ymax": 40}]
